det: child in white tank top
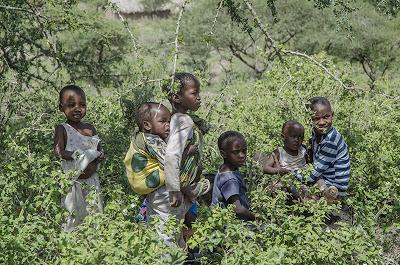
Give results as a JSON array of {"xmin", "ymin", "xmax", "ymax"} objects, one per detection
[
  {"xmin": 256, "ymin": 121, "xmax": 309, "ymax": 176},
  {"xmin": 53, "ymin": 85, "xmax": 104, "ymax": 232},
  {"xmin": 276, "ymin": 146, "xmax": 307, "ymax": 171},
  {"xmin": 255, "ymin": 121, "xmax": 310, "ymax": 201}
]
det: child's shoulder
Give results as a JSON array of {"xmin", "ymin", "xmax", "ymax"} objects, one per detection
[
  {"xmin": 55, "ymin": 123, "xmax": 66, "ymax": 130},
  {"xmin": 299, "ymin": 145, "xmax": 307, "ymax": 154},
  {"xmin": 171, "ymin": 112, "xmax": 194, "ymax": 125},
  {"xmin": 216, "ymin": 170, "xmax": 242, "ymax": 183},
  {"xmin": 325, "ymin": 127, "xmax": 344, "ymax": 143},
  {"xmin": 54, "ymin": 123, "xmax": 67, "ymax": 139}
]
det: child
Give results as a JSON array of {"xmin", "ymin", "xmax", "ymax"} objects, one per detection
[
  {"xmin": 124, "ymin": 102, "xmax": 209, "ymax": 197},
  {"xmin": 258, "ymin": 120, "xmax": 307, "ymax": 175},
  {"xmin": 53, "ymin": 85, "xmax": 104, "ymax": 232},
  {"xmin": 148, "ymin": 73, "xmax": 209, "ymax": 247},
  {"xmin": 146, "ymin": 73, "xmax": 208, "ymax": 247},
  {"xmin": 306, "ymin": 96, "xmax": 351, "ymax": 200},
  {"xmin": 212, "ymin": 131, "xmax": 257, "ymax": 221},
  {"xmin": 256, "ymin": 120, "xmax": 308, "ymax": 200},
  {"xmin": 124, "ymin": 102, "xmax": 171, "ymax": 196}
]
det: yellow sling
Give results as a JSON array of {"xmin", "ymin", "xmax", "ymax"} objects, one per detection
[
  {"xmin": 124, "ymin": 126, "xmax": 202, "ymax": 195},
  {"xmin": 124, "ymin": 133, "xmax": 165, "ymax": 195}
]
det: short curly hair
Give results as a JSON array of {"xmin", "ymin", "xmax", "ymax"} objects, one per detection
[
  {"xmin": 59, "ymin": 84, "xmax": 85, "ymax": 104},
  {"xmin": 217, "ymin": 131, "xmax": 246, "ymax": 152},
  {"xmin": 281, "ymin": 120, "xmax": 304, "ymax": 134},
  {"xmin": 307, "ymin": 96, "xmax": 332, "ymax": 111}
]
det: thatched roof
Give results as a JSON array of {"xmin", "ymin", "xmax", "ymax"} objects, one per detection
[{"xmin": 109, "ymin": 0, "xmax": 186, "ymax": 14}]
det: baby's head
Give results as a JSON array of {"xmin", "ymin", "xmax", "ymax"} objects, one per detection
[
  {"xmin": 135, "ymin": 102, "xmax": 171, "ymax": 140},
  {"xmin": 281, "ymin": 120, "xmax": 304, "ymax": 152},
  {"xmin": 308, "ymin": 96, "xmax": 333, "ymax": 135},
  {"xmin": 218, "ymin": 131, "xmax": 247, "ymax": 168},
  {"xmin": 164, "ymin": 72, "xmax": 201, "ymax": 112},
  {"xmin": 59, "ymin": 84, "xmax": 86, "ymax": 123}
]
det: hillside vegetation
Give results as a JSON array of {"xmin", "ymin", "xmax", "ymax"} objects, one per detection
[{"xmin": 0, "ymin": 0, "xmax": 399, "ymax": 264}]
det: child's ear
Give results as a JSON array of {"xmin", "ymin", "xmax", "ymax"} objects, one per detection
[
  {"xmin": 331, "ymin": 111, "xmax": 334, "ymax": 118},
  {"xmin": 220, "ymin": 150, "xmax": 227, "ymax": 158},
  {"xmin": 58, "ymin": 103, "xmax": 63, "ymax": 112},
  {"xmin": 171, "ymin": 93, "xmax": 181, "ymax": 104},
  {"xmin": 143, "ymin": 121, "xmax": 152, "ymax": 132}
]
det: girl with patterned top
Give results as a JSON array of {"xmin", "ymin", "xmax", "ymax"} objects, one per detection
[{"xmin": 53, "ymin": 85, "xmax": 104, "ymax": 232}]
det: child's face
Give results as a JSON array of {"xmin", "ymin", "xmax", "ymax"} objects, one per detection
[
  {"xmin": 222, "ymin": 138, "xmax": 247, "ymax": 168},
  {"xmin": 59, "ymin": 90, "xmax": 86, "ymax": 123},
  {"xmin": 282, "ymin": 124, "xmax": 304, "ymax": 151},
  {"xmin": 144, "ymin": 106, "xmax": 171, "ymax": 140},
  {"xmin": 176, "ymin": 82, "xmax": 201, "ymax": 112},
  {"xmin": 312, "ymin": 103, "xmax": 333, "ymax": 135}
]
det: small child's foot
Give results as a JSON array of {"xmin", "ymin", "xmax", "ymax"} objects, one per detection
[{"xmin": 323, "ymin": 186, "xmax": 338, "ymax": 203}]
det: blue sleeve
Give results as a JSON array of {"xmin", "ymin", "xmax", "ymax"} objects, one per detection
[
  {"xmin": 309, "ymin": 141, "xmax": 337, "ymax": 182},
  {"xmin": 220, "ymin": 179, "xmax": 240, "ymax": 203}
]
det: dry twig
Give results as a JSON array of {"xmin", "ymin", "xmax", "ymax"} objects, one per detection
[
  {"xmin": 209, "ymin": 0, "xmax": 225, "ymax": 37},
  {"xmin": 170, "ymin": 0, "xmax": 190, "ymax": 91},
  {"xmin": 241, "ymin": 0, "xmax": 348, "ymax": 89},
  {"xmin": 115, "ymin": 9, "xmax": 138, "ymax": 55}
]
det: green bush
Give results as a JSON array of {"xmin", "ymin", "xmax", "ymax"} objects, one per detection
[{"xmin": 0, "ymin": 55, "xmax": 399, "ymax": 264}]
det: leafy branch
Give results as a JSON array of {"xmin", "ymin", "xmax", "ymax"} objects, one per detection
[{"xmin": 240, "ymin": 0, "xmax": 349, "ymax": 89}]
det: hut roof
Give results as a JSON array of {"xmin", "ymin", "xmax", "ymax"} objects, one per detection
[{"xmin": 109, "ymin": 0, "xmax": 186, "ymax": 14}]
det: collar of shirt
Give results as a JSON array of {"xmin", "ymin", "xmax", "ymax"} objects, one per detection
[{"xmin": 312, "ymin": 127, "xmax": 335, "ymax": 154}]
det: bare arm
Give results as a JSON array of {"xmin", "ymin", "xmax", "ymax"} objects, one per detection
[
  {"xmin": 93, "ymin": 125, "xmax": 105, "ymax": 160},
  {"xmin": 53, "ymin": 125, "xmax": 73, "ymax": 160},
  {"xmin": 80, "ymin": 124, "xmax": 103, "ymax": 179},
  {"xmin": 80, "ymin": 162, "xmax": 98, "ymax": 179},
  {"xmin": 256, "ymin": 150, "xmax": 289, "ymax": 175},
  {"xmin": 227, "ymin": 195, "xmax": 256, "ymax": 221}
]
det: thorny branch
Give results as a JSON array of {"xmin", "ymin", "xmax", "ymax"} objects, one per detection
[
  {"xmin": 170, "ymin": 0, "xmax": 189, "ymax": 91},
  {"xmin": 241, "ymin": 0, "xmax": 349, "ymax": 89},
  {"xmin": 282, "ymin": 50, "xmax": 348, "ymax": 89},
  {"xmin": 116, "ymin": 10, "xmax": 138, "ymax": 55},
  {"xmin": 0, "ymin": 4, "xmax": 47, "ymax": 18},
  {"xmin": 131, "ymin": 1, "xmax": 189, "ymax": 96},
  {"xmin": 209, "ymin": 0, "xmax": 225, "ymax": 37},
  {"xmin": 132, "ymin": 78, "xmax": 165, "ymax": 90},
  {"xmin": 228, "ymin": 43, "xmax": 264, "ymax": 75},
  {"xmin": 242, "ymin": 0, "xmax": 282, "ymax": 61}
]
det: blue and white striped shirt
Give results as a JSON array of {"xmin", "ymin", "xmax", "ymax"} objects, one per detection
[{"xmin": 310, "ymin": 127, "xmax": 350, "ymax": 196}]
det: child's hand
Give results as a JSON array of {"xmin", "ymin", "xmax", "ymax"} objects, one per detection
[
  {"xmin": 276, "ymin": 167, "xmax": 290, "ymax": 175},
  {"xmin": 181, "ymin": 185, "xmax": 196, "ymax": 202},
  {"xmin": 272, "ymin": 153, "xmax": 289, "ymax": 175},
  {"xmin": 187, "ymin": 144, "xmax": 199, "ymax": 156},
  {"xmin": 98, "ymin": 151, "xmax": 105, "ymax": 161},
  {"xmin": 80, "ymin": 161, "xmax": 98, "ymax": 179},
  {"xmin": 169, "ymin": 191, "xmax": 183, "ymax": 207}
]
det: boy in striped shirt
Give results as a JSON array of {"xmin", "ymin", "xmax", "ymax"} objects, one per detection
[{"xmin": 307, "ymin": 97, "xmax": 350, "ymax": 201}]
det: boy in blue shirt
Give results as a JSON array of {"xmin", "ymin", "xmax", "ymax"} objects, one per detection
[
  {"xmin": 212, "ymin": 131, "xmax": 257, "ymax": 221},
  {"xmin": 307, "ymin": 97, "xmax": 351, "ymax": 200}
]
